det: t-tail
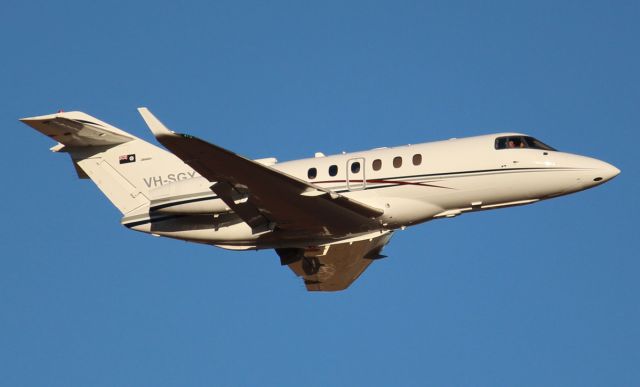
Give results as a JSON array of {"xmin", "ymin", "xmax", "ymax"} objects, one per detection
[{"xmin": 20, "ymin": 110, "xmax": 193, "ymax": 216}]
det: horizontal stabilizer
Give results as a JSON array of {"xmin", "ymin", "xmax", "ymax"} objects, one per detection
[{"xmin": 20, "ymin": 111, "xmax": 134, "ymax": 147}]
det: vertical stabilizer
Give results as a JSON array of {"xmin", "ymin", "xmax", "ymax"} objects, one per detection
[{"xmin": 21, "ymin": 111, "xmax": 196, "ymax": 215}]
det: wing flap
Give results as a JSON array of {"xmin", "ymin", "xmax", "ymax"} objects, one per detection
[{"xmin": 210, "ymin": 180, "xmax": 272, "ymax": 233}]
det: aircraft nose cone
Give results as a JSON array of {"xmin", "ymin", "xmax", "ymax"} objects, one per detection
[{"xmin": 593, "ymin": 160, "xmax": 620, "ymax": 183}]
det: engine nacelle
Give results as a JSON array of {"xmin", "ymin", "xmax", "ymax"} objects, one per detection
[{"xmin": 148, "ymin": 177, "xmax": 230, "ymax": 214}]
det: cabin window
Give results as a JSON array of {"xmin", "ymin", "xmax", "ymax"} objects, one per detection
[
  {"xmin": 412, "ymin": 154, "xmax": 422, "ymax": 166},
  {"xmin": 329, "ymin": 165, "xmax": 338, "ymax": 176},
  {"xmin": 372, "ymin": 159, "xmax": 382, "ymax": 171},
  {"xmin": 351, "ymin": 162, "xmax": 361, "ymax": 173},
  {"xmin": 393, "ymin": 156, "xmax": 402, "ymax": 168},
  {"xmin": 495, "ymin": 136, "xmax": 556, "ymax": 151},
  {"xmin": 307, "ymin": 168, "xmax": 317, "ymax": 179}
]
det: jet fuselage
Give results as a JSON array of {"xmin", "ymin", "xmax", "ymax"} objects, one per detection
[{"xmin": 123, "ymin": 132, "xmax": 619, "ymax": 249}]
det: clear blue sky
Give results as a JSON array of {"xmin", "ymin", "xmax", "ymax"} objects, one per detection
[{"xmin": 1, "ymin": 1, "xmax": 638, "ymax": 386}]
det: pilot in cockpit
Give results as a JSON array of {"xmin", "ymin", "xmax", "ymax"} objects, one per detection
[
  {"xmin": 496, "ymin": 136, "xmax": 556, "ymax": 151},
  {"xmin": 507, "ymin": 138, "xmax": 525, "ymax": 148}
]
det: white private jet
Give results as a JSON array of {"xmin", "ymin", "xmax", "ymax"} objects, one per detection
[{"xmin": 21, "ymin": 109, "xmax": 620, "ymax": 291}]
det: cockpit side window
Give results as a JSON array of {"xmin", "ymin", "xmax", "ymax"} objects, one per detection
[
  {"xmin": 523, "ymin": 136, "xmax": 556, "ymax": 151},
  {"xmin": 495, "ymin": 136, "xmax": 556, "ymax": 151}
]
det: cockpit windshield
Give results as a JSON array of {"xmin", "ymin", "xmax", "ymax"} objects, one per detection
[{"xmin": 495, "ymin": 136, "xmax": 556, "ymax": 151}]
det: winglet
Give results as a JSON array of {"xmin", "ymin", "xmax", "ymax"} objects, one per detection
[{"xmin": 137, "ymin": 107, "xmax": 175, "ymax": 137}]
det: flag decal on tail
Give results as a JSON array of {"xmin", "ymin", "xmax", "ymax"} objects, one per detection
[{"xmin": 119, "ymin": 154, "xmax": 136, "ymax": 164}]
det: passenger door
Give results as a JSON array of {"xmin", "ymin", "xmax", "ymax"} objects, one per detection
[{"xmin": 346, "ymin": 158, "xmax": 366, "ymax": 191}]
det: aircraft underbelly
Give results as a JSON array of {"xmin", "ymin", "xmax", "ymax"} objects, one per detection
[
  {"xmin": 127, "ymin": 166, "xmax": 595, "ymax": 246},
  {"xmin": 127, "ymin": 213, "xmax": 380, "ymax": 249}
]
